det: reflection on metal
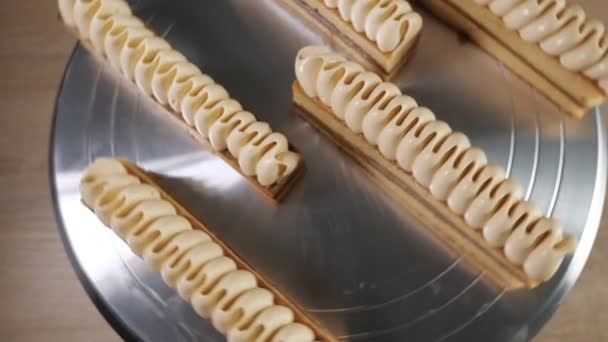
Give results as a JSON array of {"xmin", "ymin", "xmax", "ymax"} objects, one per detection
[{"xmin": 51, "ymin": 0, "xmax": 607, "ymax": 341}]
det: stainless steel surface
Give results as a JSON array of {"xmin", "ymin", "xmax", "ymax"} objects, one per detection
[{"xmin": 50, "ymin": 0, "xmax": 608, "ymax": 341}]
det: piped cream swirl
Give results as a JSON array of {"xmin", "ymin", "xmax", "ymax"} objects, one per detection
[
  {"xmin": 79, "ymin": 158, "xmax": 317, "ymax": 342},
  {"xmin": 295, "ymin": 46, "xmax": 578, "ymax": 282},
  {"xmin": 59, "ymin": 0, "xmax": 300, "ymax": 187},
  {"xmin": 321, "ymin": 0, "xmax": 423, "ymax": 53},
  {"xmin": 473, "ymin": 0, "xmax": 608, "ymax": 93}
]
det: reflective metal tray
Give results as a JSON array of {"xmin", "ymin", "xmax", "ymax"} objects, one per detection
[{"xmin": 51, "ymin": 0, "xmax": 607, "ymax": 340}]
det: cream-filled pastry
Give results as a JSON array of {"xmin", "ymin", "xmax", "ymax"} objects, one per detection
[
  {"xmin": 59, "ymin": 0, "xmax": 302, "ymax": 198},
  {"xmin": 474, "ymin": 0, "xmax": 608, "ymax": 91},
  {"xmin": 275, "ymin": 0, "xmax": 423, "ymax": 78},
  {"xmin": 418, "ymin": 0, "xmax": 607, "ymax": 118},
  {"xmin": 79, "ymin": 158, "xmax": 334, "ymax": 341},
  {"xmin": 293, "ymin": 46, "xmax": 577, "ymax": 285},
  {"xmin": 324, "ymin": 0, "xmax": 422, "ymax": 53}
]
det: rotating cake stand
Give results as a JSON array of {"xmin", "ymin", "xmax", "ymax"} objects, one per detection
[{"xmin": 51, "ymin": 0, "xmax": 607, "ymax": 340}]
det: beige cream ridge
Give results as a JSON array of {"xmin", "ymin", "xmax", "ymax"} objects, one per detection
[
  {"xmin": 474, "ymin": 0, "xmax": 608, "ymax": 93},
  {"xmin": 277, "ymin": 0, "xmax": 423, "ymax": 77},
  {"xmin": 417, "ymin": 0, "xmax": 606, "ymax": 119}
]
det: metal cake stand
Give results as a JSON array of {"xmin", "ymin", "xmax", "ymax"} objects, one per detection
[{"xmin": 50, "ymin": 0, "xmax": 608, "ymax": 341}]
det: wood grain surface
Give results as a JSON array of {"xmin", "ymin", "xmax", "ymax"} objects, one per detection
[{"xmin": 0, "ymin": 1, "xmax": 605, "ymax": 341}]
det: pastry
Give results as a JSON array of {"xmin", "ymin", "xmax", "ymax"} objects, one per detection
[
  {"xmin": 58, "ymin": 0, "xmax": 303, "ymax": 200},
  {"xmin": 417, "ymin": 0, "xmax": 608, "ymax": 119},
  {"xmin": 275, "ymin": 0, "xmax": 423, "ymax": 79},
  {"xmin": 80, "ymin": 157, "xmax": 335, "ymax": 342},
  {"xmin": 292, "ymin": 45, "xmax": 577, "ymax": 288}
]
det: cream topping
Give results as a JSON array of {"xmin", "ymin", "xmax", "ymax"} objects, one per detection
[
  {"xmin": 105, "ymin": 23, "xmax": 154, "ymax": 71},
  {"xmin": 70, "ymin": 0, "xmax": 132, "ymax": 40},
  {"xmin": 227, "ymin": 306, "xmax": 295, "ymax": 341},
  {"xmin": 79, "ymin": 158, "xmax": 317, "ymax": 341},
  {"xmin": 321, "ymin": 0, "xmax": 423, "ymax": 53},
  {"xmin": 59, "ymin": 0, "xmax": 77, "ymax": 27},
  {"xmin": 94, "ymin": 183, "xmax": 160, "ymax": 226},
  {"xmin": 523, "ymin": 228, "xmax": 577, "ymax": 282},
  {"xmin": 295, "ymin": 46, "xmax": 578, "ymax": 282},
  {"xmin": 134, "ymin": 49, "xmax": 186, "ymax": 96},
  {"xmin": 474, "ymin": 0, "xmax": 608, "ymax": 93},
  {"xmin": 429, "ymin": 147, "xmax": 487, "ymax": 201},
  {"xmin": 271, "ymin": 323, "xmax": 318, "ymax": 342},
  {"xmin": 181, "ymin": 82, "xmax": 228, "ymax": 126},
  {"xmin": 91, "ymin": 15, "xmax": 146, "ymax": 61},
  {"xmin": 151, "ymin": 61, "xmax": 201, "ymax": 106},
  {"xmin": 412, "ymin": 132, "xmax": 471, "ymax": 188},
  {"xmin": 60, "ymin": 0, "xmax": 300, "ymax": 188}
]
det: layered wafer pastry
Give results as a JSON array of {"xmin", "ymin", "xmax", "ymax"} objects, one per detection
[
  {"xmin": 292, "ymin": 45, "xmax": 577, "ymax": 288},
  {"xmin": 58, "ymin": 0, "xmax": 303, "ymax": 200},
  {"xmin": 276, "ymin": 0, "xmax": 423, "ymax": 79},
  {"xmin": 417, "ymin": 0, "xmax": 608, "ymax": 119},
  {"xmin": 80, "ymin": 157, "xmax": 335, "ymax": 341}
]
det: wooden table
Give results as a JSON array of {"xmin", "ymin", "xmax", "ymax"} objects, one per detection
[{"xmin": 0, "ymin": 1, "xmax": 606, "ymax": 341}]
